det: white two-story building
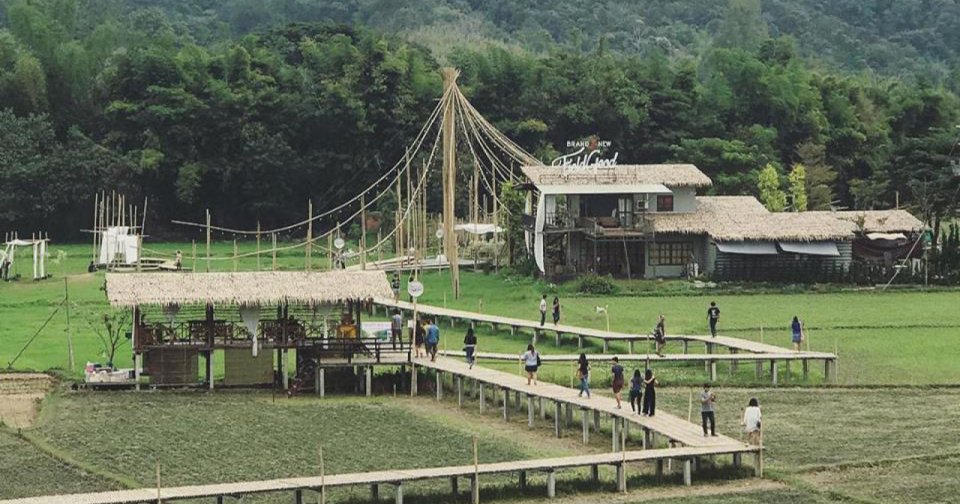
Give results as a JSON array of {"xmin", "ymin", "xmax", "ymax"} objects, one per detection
[{"xmin": 522, "ymin": 164, "xmax": 922, "ymax": 280}]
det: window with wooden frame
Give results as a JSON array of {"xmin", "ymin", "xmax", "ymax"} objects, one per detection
[
  {"xmin": 649, "ymin": 242, "xmax": 693, "ymax": 266},
  {"xmin": 656, "ymin": 194, "xmax": 674, "ymax": 212}
]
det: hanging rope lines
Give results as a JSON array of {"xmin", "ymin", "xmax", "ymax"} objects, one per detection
[{"xmin": 169, "ymin": 67, "xmax": 541, "ymax": 275}]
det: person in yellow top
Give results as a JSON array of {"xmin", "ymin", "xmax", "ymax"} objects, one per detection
[{"xmin": 337, "ymin": 313, "xmax": 358, "ymax": 339}]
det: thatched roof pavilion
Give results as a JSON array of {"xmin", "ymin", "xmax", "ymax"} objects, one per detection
[
  {"xmin": 106, "ymin": 270, "xmax": 393, "ymax": 307},
  {"xmin": 522, "ymin": 164, "xmax": 713, "ymax": 193},
  {"xmin": 806, "ymin": 210, "xmax": 925, "ymax": 234}
]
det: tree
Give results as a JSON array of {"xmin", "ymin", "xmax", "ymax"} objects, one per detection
[
  {"xmin": 757, "ymin": 163, "xmax": 787, "ymax": 211},
  {"xmin": 86, "ymin": 309, "xmax": 131, "ymax": 368},
  {"xmin": 796, "ymin": 142, "xmax": 837, "ymax": 210},
  {"xmin": 788, "ymin": 164, "xmax": 808, "ymax": 211},
  {"xmin": 714, "ymin": 0, "xmax": 768, "ymax": 50}
]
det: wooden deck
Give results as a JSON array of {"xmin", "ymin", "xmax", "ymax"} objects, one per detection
[
  {"xmin": 376, "ymin": 299, "xmax": 837, "ymax": 384},
  {"xmin": 0, "ymin": 444, "xmax": 757, "ymax": 504}
]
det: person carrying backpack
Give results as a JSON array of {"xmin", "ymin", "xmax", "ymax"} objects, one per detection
[{"xmin": 520, "ymin": 344, "xmax": 540, "ymax": 385}]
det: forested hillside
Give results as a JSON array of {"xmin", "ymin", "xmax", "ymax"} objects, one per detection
[{"xmin": 0, "ymin": 0, "xmax": 957, "ymax": 240}]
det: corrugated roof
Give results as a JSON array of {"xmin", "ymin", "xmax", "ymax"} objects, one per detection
[
  {"xmin": 521, "ymin": 164, "xmax": 712, "ymax": 189},
  {"xmin": 105, "ymin": 270, "xmax": 393, "ymax": 307}
]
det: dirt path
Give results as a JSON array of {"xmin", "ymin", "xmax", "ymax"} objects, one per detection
[{"xmin": 0, "ymin": 373, "xmax": 53, "ymax": 428}]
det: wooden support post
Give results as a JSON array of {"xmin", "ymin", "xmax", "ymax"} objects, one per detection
[
  {"xmin": 628, "ymin": 340, "xmax": 634, "ymax": 354},
  {"xmin": 555, "ymin": 331, "xmax": 561, "ymax": 346},
  {"xmin": 519, "ymin": 471, "xmax": 527, "ymax": 490},
  {"xmin": 546, "ymin": 470, "xmax": 556, "ymax": 498},
  {"xmin": 709, "ymin": 360, "xmax": 717, "ymax": 382},
  {"xmin": 370, "ymin": 484, "xmax": 379, "ymax": 501},
  {"xmin": 532, "ymin": 329, "xmax": 538, "ymax": 345},
  {"xmin": 207, "ymin": 351, "xmax": 214, "ymax": 390},
  {"xmin": 730, "ymin": 349, "xmax": 739, "ymax": 375},
  {"xmin": 824, "ymin": 359, "xmax": 833, "ymax": 383},
  {"xmin": 539, "ymin": 397, "xmax": 546, "ymax": 420},
  {"xmin": 802, "ymin": 359, "xmax": 809, "ymax": 380},
  {"xmin": 527, "ymin": 395, "xmax": 534, "ymax": 428},
  {"xmin": 771, "ymin": 361, "xmax": 778, "ymax": 386},
  {"xmin": 683, "ymin": 340, "xmax": 689, "ymax": 354},
  {"xmin": 655, "ymin": 459, "xmax": 664, "ymax": 481},
  {"xmin": 565, "ymin": 403, "xmax": 573, "ymax": 427},
  {"xmin": 294, "ymin": 489, "xmax": 303, "ymax": 504},
  {"xmin": 503, "ymin": 387, "xmax": 509, "ymax": 421},
  {"xmin": 451, "ymin": 477, "xmax": 458, "ymax": 496},
  {"xmin": 318, "ymin": 368, "xmax": 325, "ymax": 398},
  {"xmin": 612, "ymin": 417, "xmax": 619, "ymax": 452},
  {"xmin": 479, "ymin": 383, "xmax": 485, "ymax": 412},
  {"xmin": 704, "ymin": 343, "xmax": 712, "ymax": 374},
  {"xmin": 582, "ymin": 409, "xmax": 590, "ymax": 444},
  {"xmin": 577, "ymin": 336, "xmax": 584, "ymax": 350},
  {"xmin": 456, "ymin": 376, "xmax": 463, "ymax": 407},
  {"xmin": 733, "ymin": 453, "xmax": 742, "ymax": 468},
  {"xmin": 683, "ymin": 459, "xmax": 692, "ymax": 486},
  {"xmin": 593, "ymin": 410, "xmax": 601, "ymax": 432},
  {"xmin": 470, "ymin": 475, "xmax": 479, "ymax": 504},
  {"xmin": 411, "ymin": 364, "xmax": 418, "ymax": 396},
  {"xmin": 616, "ymin": 463, "xmax": 626, "ymax": 492},
  {"xmin": 436, "ymin": 371, "xmax": 443, "ymax": 401},
  {"xmin": 395, "ymin": 482, "xmax": 403, "ymax": 504},
  {"xmin": 602, "ymin": 339, "xmax": 609, "ymax": 353},
  {"xmin": 554, "ymin": 401, "xmax": 562, "ymax": 438},
  {"xmin": 281, "ymin": 349, "xmax": 289, "ymax": 390},
  {"xmin": 785, "ymin": 360, "xmax": 791, "ymax": 383},
  {"xmin": 590, "ymin": 464, "xmax": 599, "ymax": 482},
  {"xmin": 755, "ymin": 361, "xmax": 763, "ymax": 379},
  {"xmin": 366, "ymin": 367, "xmax": 372, "ymax": 397},
  {"xmin": 754, "ymin": 451, "xmax": 762, "ymax": 477}
]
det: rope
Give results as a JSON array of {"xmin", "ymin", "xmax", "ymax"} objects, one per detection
[
  {"xmin": 8, "ymin": 299, "xmax": 65, "ymax": 369},
  {"xmin": 171, "ymin": 85, "xmax": 453, "ymax": 236}
]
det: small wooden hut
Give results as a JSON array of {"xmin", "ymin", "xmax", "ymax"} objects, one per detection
[{"xmin": 105, "ymin": 270, "xmax": 397, "ymax": 390}]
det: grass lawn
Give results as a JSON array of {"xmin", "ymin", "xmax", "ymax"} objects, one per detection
[{"xmin": 0, "ymin": 429, "xmax": 120, "ymax": 498}]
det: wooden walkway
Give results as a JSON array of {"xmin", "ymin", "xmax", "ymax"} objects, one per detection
[
  {"xmin": 416, "ymin": 357, "xmax": 749, "ymax": 450},
  {"xmin": 0, "ymin": 444, "xmax": 757, "ymax": 504},
  {"xmin": 376, "ymin": 299, "xmax": 837, "ymax": 383}
]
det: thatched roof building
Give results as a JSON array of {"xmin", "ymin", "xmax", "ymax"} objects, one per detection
[
  {"xmin": 806, "ymin": 210, "xmax": 925, "ymax": 234},
  {"xmin": 522, "ymin": 164, "xmax": 712, "ymax": 193},
  {"xmin": 652, "ymin": 196, "xmax": 854, "ymax": 242},
  {"xmin": 106, "ymin": 270, "xmax": 393, "ymax": 307}
]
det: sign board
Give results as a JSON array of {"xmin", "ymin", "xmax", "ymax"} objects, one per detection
[
  {"xmin": 407, "ymin": 280, "xmax": 424, "ymax": 298},
  {"xmin": 435, "ymin": 228, "xmax": 444, "ymax": 239},
  {"xmin": 551, "ymin": 136, "xmax": 618, "ymax": 167},
  {"xmin": 334, "ymin": 237, "xmax": 345, "ymax": 250}
]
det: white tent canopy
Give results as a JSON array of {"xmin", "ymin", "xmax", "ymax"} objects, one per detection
[
  {"xmin": 97, "ymin": 226, "xmax": 140, "ymax": 265},
  {"xmin": 2, "ymin": 236, "xmax": 49, "ymax": 280},
  {"xmin": 454, "ymin": 223, "xmax": 503, "ymax": 235}
]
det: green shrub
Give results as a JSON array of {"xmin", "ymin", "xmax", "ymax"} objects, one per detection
[{"xmin": 573, "ymin": 273, "xmax": 619, "ymax": 294}]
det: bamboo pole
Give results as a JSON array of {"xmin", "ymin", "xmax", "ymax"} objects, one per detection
[
  {"xmin": 233, "ymin": 239, "xmax": 238, "ymax": 272},
  {"xmin": 205, "ymin": 209, "xmax": 211, "ymax": 273},
  {"xmin": 441, "ymin": 68, "xmax": 459, "ymax": 298},
  {"xmin": 155, "ymin": 460, "xmax": 162, "ymax": 504},
  {"xmin": 272, "ymin": 233, "xmax": 277, "ymax": 271},
  {"xmin": 318, "ymin": 445, "xmax": 326, "ymax": 504},
  {"xmin": 191, "ymin": 240, "xmax": 196, "ymax": 271},
  {"xmin": 91, "ymin": 192, "xmax": 98, "ymax": 262},
  {"xmin": 64, "ymin": 277, "xmax": 74, "ymax": 371},
  {"xmin": 256, "ymin": 221, "xmax": 261, "ymax": 271},
  {"xmin": 328, "ymin": 231, "xmax": 333, "ymax": 270},
  {"xmin": 306, "ymin": 200, "xmax": 313, "ymax": 271},
  {"xmin": 360, "ymin": 194, "xmax": 367, "ymax": 270}
]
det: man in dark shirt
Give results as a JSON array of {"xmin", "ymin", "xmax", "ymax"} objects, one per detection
[{"xmin": 707, "ymin": 301, "xmax": 720, "ymax": 338}]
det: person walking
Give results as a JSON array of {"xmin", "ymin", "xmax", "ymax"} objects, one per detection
[
  {"xmin": 653, "ymin": 315, "xmax": 666, "ymax": 357},
  {"xmin": 413, "ymin": 317, "xmax": 425, "ymax": 358},
  {"xmin": 390, "ymin": 272, "xmax": 401, "ymax": 300},
  {"xmin": 174, "ymin": 250, "xmax": 183, "ymax": 271},
  {"xmin": 641, "ymin": 369, "xmax": 658, "ymax": 416},
  {"xmin": 707, "ymin": 301, "xmax": 720, "ymax": 338},
  {"xmin": 390, "ymin": 309, "xmax": 403, "ymax": 350},
  {"xmin": 577, "ymin": 353, "xmax": 591, "ymax": 398},
  {"xmin": 791, "ymin": 316, "xmax": 804, "ymax": 351},
  {"xmin": 611, "ymin": 357, "xmax": 625, "ymax": 409},
  {"xmin": 520, "ymin": 344, "xmax": 541, "ymax": 385},
  {"xmin": 742, "ymin": 398, "xmax": 762, "ymax": 445},
  {"xmin": 701, "ymin": 383, "xmax": 717, "ymax": 436},
  {"xmin": 539, "ymin": 295, "xmax": 548, "ymax": 326},
  {"xmin": 425, "ymin": 319, "xmax": 440, "ymax": 362},
  {"xmin": 629, "ymin": 369, "xmax": 643, "ymax": 414},
  {"xmin": 463, "ymin": 325, "xmax": 478, "ymax": 369},
  {"xmin": 552, "ymin": 296, "xmax": 561, "ymax": 325}
]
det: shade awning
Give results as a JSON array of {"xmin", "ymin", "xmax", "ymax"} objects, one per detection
[
  {"xmin": 778, "ymin": 241, "xmax": 840, "ymax": 256},
  {"xmin": 866, "ymin": 232, "xmax": 906, "ymax": 241},
  {"xmin": 537, "ymin": 184, "xmax": 671, "ymax": 195},
  {"xmin": 454, "ymin": 223, "xmax": 503, "ymax": 234},
  {"xmin": 715, "ymin": 241, "xmax": 778, "ymax": 255}
]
